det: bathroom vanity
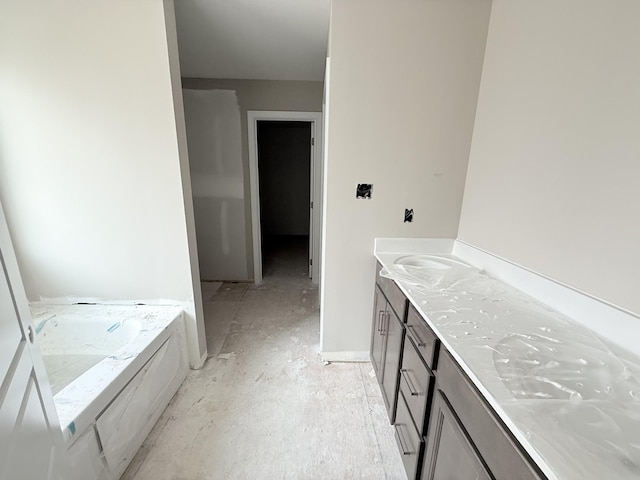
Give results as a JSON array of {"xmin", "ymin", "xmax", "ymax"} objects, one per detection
[
  {"xmin": 371, "ymin": 238, "xmax": 640, "ymax": 480},
  {"xmin": 372, "ymin": 262, "xmax": 541, "ymax": 479}
]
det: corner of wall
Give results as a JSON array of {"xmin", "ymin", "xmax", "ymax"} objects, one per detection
[{"xmin": 163, "ymin": 0, "xmax": 207, "ymax": 363}]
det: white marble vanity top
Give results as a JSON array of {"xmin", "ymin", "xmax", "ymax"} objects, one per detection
[{"xmin": 374, "ymin": 238, "xmax": 640, "ymax": 480}]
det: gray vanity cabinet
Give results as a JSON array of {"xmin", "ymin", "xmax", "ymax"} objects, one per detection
[
  {"xmin": 422, "ymin": 390, "xmax": 491, "ymax": 480},
  {"xmin": 370, "ymin": 263, "xmax": 407, "ymax": 422},
  {"xmin": 371, "ymin": 261, "xmax": 545, "ymax": 480},
  {"xmin": 423, "ymin": 349, "xmax": 544, "ymax": 480}
]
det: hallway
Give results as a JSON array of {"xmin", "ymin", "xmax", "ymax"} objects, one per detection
[{"xmin": 122, "ymin": 261, "xmax": 405, "ymax": 479}]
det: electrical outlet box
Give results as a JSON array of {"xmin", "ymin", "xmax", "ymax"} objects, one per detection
[{"xmin": 356, "ymin": 184, "xmax": 373, "ymax": 199}]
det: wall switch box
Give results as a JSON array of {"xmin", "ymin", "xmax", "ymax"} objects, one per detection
[{"xmin": 404, "ymin": 209, "xmax": 414, "ymax": 222}]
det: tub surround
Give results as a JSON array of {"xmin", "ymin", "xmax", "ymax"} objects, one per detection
[
  {"xmin": 374, "ymin": 238, "xmax": 640, "ymax": 480},
  {"xmin": 32, "ymin": 304, "xmax": 189, "ymax": 480}
]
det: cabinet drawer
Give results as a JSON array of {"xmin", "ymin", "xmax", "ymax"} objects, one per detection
[
  {"xmin": 406, "ymin": 305, "xmax": 438, "ymax": 369},
  {"xmin": 399, "ymin": 335, "xmax": 435, "ymax": 436},
  {"xmin": 376, "ymin": 263, "xmax": 407, "ymax": 320},
  {"xmin": 394, "ymin": 391, "xmax": 425, "ymax": 480},
  {"xmin": 436, "ymin": 349, "xmax": 544, "ymax": 480}
]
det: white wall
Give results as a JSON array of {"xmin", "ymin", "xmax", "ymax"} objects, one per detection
[
  {"xmin": 321, "ymin": 0, "xmax": 492, "ymax": 357},
  {"xmin": 459, "ymin": 0, "xmax": 640, "ymax": 316},
  {"xmin": 181, "ymin": 79, "xmax": 323, "ymax": 279},
  {"xmin": 183, "ymin": 89, "xmax": 249, "ymax": 281},
  {"xmin": 0, "ymin": 0, "xmax": 206, "ymax": 365},
  {"xmin": 163, "ymin": 0, "xmax": 207, "ymax": 365}
]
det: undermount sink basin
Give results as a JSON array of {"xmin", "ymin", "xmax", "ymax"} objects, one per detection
[{"xmin": 393, "ymin": 254, "xmax": 469, "ymax": 269}]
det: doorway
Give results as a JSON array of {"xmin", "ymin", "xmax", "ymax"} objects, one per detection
[
  {"xmin": 247, "ymin": 111, "xmax": 323, "ymax": 284},
  {"xmin": 258, "ymin": 121, "xmax": 311, "ymax": 278}
]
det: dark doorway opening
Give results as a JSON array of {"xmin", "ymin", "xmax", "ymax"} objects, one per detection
[{"xmin": 257, "ymin": 121, "xmax": 312, "ymax": 278}]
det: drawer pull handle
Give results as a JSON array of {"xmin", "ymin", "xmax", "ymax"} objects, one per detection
[
  {"xmin": 377, "ymin": 311, "xmax": 385, "ymax": 334},
  {"xmin": 394, "ymin": 424, "xmax": 414, "ymax": 455},
  {"xmin": 401, "ymin": 369, "xmax": 420, "ymax": 396},
  {"xmin": 407, "ymin": 324, "xmax": 427, "ymax": 347}
]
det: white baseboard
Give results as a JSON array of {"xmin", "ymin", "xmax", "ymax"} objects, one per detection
[{"xmin": 321, "ymin": 351, "xmax": 370, "ymax": 363}]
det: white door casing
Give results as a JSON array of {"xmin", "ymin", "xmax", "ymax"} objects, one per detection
[
  {"xmin": 308, "ymin": 138, "xmax": 315, "ymax": 279},
  {"xmin": 0, "ymin": 203, "xmax": 76, "ymax": 480},
  {"xmin": 247, "ymin": 111, "xmax": 324, "ymax": 284}
]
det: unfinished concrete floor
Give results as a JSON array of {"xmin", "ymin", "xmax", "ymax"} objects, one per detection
[{"xmin": 122, "ymin": 238, "xmax": 405, "ymax": 480}]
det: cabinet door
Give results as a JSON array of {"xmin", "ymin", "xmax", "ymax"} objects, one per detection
[
  {"xmin": 370, "ymin": 286, "xmax": 387, "ymax": 382},
  {"xmin": 423, "ymin": 390, "xmax": 491, "ymax": 480},
  {"xmin": 381, "ymin": 308, "xmax": 403, "ymax": 422}
]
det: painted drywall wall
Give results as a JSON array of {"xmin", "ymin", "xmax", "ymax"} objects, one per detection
[
  {"xmin": 163, "ymin": 0, "xmax": 207, "ymax": 365},
  {"xmin": 258, "ymin": 122, "xmax": 311, "ymax": 237},
  {"xmin": 181, "ymin": 79, "xmax": 323, "ymax": 279},
  {"xmin": 321, "ymin": 0, "xmax": 492, "ymax": 358},
  {"xmin": 183, "ymin": 89, "xmax": 249, "ymax": 281},
  {"xmin": 459, "ymin": 0, "xmax": 640, "ymax": 316},
  {"xmin": 174, "ymin": 0, "xmax": 329, "ymax": 81},
  {"xmin": 0, "ymin": 0, "xmax": 206, "ymax": 366}
]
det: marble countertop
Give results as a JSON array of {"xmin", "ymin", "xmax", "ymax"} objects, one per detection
[{"xmin": 374, "ymin": 240, "xmax": 640, "ymax": 480}]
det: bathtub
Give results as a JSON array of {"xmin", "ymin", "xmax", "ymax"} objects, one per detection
[{"xmin": 32, "ymin": 304, "xmax": 189, "ymax": 480}]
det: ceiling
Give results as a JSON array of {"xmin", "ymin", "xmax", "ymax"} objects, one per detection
[{"xmin": 174, "ymin": 0, "xmax": 330, "ymax": 82}]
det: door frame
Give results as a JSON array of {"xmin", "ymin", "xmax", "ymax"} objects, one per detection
[{"xmin": 247, "ymin": 110, "xmax": 323, "ymax": 284}]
